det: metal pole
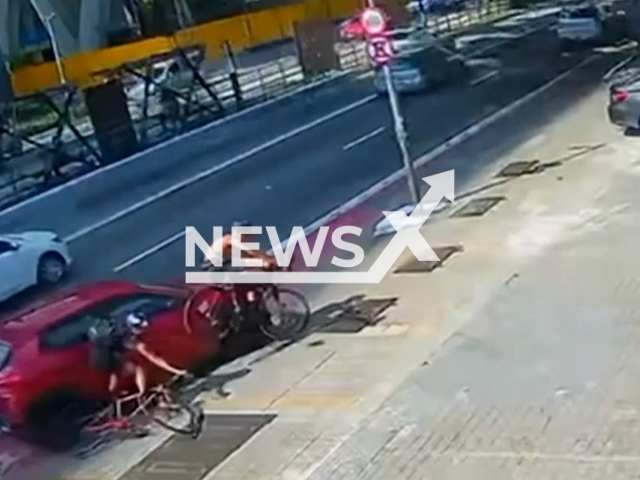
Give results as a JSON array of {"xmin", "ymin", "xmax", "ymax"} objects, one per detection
[
  {"xmin": 27, "ymin": 0, "xmax": 66, "ymax": 84},
  {"xmin": 382, "ymin": 64, "xmax": 420, "ymax": 203},
  {"xmin": 44, "ymin": 15, "xmax": 66, "ymax": 85},
  {"xmin": 366, "ymin": 0, "xmax": 421, "ymax": 203}
]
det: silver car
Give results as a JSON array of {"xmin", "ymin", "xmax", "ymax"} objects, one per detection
[{"xmin": 374, "ymin": 44, "xmax": 469, "ymax": 94}]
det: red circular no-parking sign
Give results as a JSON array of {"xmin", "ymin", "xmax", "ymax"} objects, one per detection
[
  {"xmin": 360, "ymin": 7, "xmax": 387, "ymax": 36},
  {"xmin": 367, "ymin": 35, "xmax": 394, "ymax": 65}
]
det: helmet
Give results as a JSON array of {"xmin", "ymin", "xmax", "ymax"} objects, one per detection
[{"xmin": 126, "ymin": 312, "xmax": 149, "ymax": 330}]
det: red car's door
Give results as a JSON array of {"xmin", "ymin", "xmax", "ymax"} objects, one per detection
[{"xmin": 36, "ymin": 312, "xmax": 111, "ymax": 400}]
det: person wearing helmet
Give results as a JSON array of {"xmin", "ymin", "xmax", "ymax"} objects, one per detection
[
  {"xmin": 201, "ymin": 220, "xmax": 277, "ymax": 272},
  {"xmin": 89, "ymin": 311, "xmax": 188, "ymax": 398}
]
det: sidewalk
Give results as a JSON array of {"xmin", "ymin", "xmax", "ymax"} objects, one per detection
[{"xmin": 173, "ymin": 68, "xmax": 640, "ymax": 479}]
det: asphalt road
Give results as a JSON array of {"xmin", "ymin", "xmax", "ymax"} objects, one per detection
[{"xmin": 64, "ymin": 23, "xmax": 615, "ymax": 285}]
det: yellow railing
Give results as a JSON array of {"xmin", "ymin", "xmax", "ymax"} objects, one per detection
[{"xmin": 11, "ymin": 0, "xmax": 366, "ymax": 96}]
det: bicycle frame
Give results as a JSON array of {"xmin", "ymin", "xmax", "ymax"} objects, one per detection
[{"xmin": 85, "ymin": 381, "xmax": 177, "ymax": 434}]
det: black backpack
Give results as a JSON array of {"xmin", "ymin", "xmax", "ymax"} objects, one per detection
[{"xmin": 88, "ymin": 317, "xmax": 121, "ymax": 370}]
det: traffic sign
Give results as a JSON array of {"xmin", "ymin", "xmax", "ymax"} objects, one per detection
[
  {"xmin": 360, "ymin": 7, "xmax": 387, "ymax": 36},
  {"xmin": 367, "ymin": 35, "xmax": 394, "ymax": 65}
]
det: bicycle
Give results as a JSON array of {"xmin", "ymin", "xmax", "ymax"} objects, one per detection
[
  {"xmin": 183, "ymin": 277, "xmax": 311, "ymax": 342},
  {"xmin": 74, "ymin": 374, "xmax": 204, "ymax": 458}
]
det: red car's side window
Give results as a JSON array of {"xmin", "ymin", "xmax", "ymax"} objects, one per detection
[{"xmin": 39, "ymin": 293, "xmax": 183, "ymax": 350}]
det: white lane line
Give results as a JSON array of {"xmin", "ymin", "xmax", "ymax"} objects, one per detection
[
  {"xmin": 113, "ymin": 230, "xmax": 185, "ymax": 273},
  {"xmin": 66, "ymin": 93, "xmax": 377, "ymax": 243},
  {"xmin": 111, "ymin": 54, "xmax": 599, "ymax": 273},
  {"xmin": 470, "ymin": 70, "xmax": 499, "ymax": 86},
  {"xmin": 343, "ymin": 127, "xmax": 386, "ymax": 151}
]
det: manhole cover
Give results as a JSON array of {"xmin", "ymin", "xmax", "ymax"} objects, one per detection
[
  {"xmin": 394, "ymin": 246, "xmax": 462, "ymax": 274},
  {"xmin": 121, "ymin": 414, "xmax": 276, "ymax": 480},
  {"xmin": 497, "ymin": 160, "xmax": 540, "ymax": 177},
  {"xmin": 316, "ymin": 297, "xmax": 398, "ymax": 333},
  {"xmin": 451, "ymin": 196, "xmax": 505, "ymax": 217}
]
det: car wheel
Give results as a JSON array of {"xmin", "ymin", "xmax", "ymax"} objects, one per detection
[
  {"xmin": 37, "ymin": 253, "xmax": 67, "ymax": 286},
  {"xmin": 26, "ymin": 394, "xmax": 91, "ymax": 452}
]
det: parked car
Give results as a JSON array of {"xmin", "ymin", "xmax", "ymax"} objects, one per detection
[
  {"xmin": 126, "ymin": 59, "xmax": 195, "ymax": 118},
  {"xmin": 607, "ymin": 67, "xmax": 640, "ymax": 131},
  {"xmin": 557, "ymin": 2, "xmax": 626, "ymax": 48},
  {"xmin": 0, "ymin": 232, "xmax": 72, "ymax": 303},
  {"xmin": 373, "ymin": 43, "xmax": 469, "ymax": 94},
  {"xmin": 0, "ymin": 281, "xmax": 222, "ymax": 450},
  {"xmin": 406, "ymin": 0, "xmax": 466, "ymax": 15}
]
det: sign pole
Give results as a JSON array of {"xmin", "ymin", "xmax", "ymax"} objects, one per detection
[
  {"xmin": 383, "ymin": 63, "xmax": 421, "ymax": 204},
  {"xmin": 363, "ymin": 0, "xmax": 420, "ymax": 204}
]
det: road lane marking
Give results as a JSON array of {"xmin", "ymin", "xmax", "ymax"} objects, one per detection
[
  {"xmin": 471, "ymin": 70, "xmax": 499, "ymax": 86},
  {"xmin": 66, "ymin": 93, "xmax": 377, "ymax": 243},
  {"xmin": 113, "ymin": 230, "xmax": 186, "ymax": 273},
  {"xmin": 111, "ymin": 54, "xmax": 599, "ymax": 273},
  {"xmin": 342, "ymin": 127, "xmax": 386, "ymax": 151}
]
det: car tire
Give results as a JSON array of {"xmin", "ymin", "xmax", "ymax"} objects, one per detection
[
  {"xmin": 37, "ymin": 252, "xmax": 67, "ymax": 286},
  {"xmin": 26, "ymin": 394, "xmax": 90, "ymax": 452}
]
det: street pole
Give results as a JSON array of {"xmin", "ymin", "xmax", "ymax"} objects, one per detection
[
  {"xmin": 27, "ymin": 0, "xmax": 66, "ymax": 84},
  {"xmin": 383, "ymin": 63, "xmax": 421, "ymax": 204},
  {"xmin": 365, "ymin": 0, "xmax": 421, "ymax": 203},
  {"xmin": 44, "ymin": 14, "xmax": 66, "ymax": 85}
]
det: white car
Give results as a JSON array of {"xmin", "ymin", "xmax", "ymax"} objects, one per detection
[
  {"xmin": 0, "ymin": 231, "xmax": 72, "ymax": 302},
  {"xmin": 556, "ymin": 3, "xmax": 609, "ymax": 44}
]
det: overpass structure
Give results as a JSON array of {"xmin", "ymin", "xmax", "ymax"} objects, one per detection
[{"xmin": 0, "ymin": 0, "xmax": 192, "ymax": 60}]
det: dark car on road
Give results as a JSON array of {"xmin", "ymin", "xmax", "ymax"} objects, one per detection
[
  {"xmin": 607, "ymin": 64, "xmax": 640, "ymax": 131},
  {"xmin": 373, "ymin": 43, "xmax": 469, "ymax": 94}
]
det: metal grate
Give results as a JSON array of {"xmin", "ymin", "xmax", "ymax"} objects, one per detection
[
  {"xmin": 394, "ymin": 246, "xmax": 462, "ymax": 274},
  {"xmin": 120, "ymin": 414, "xmax": 276, "ymax": 480},
  {"xmin": 497, "ymin": 160, "xmax": 541, "ymax": 177},
  {"xmin": 451, "ymin": 196, "xmax": 505, "ymax": 217},
  {"xmin": 313, "ymin": 296, "xmax": 398, "ymax": 333}
]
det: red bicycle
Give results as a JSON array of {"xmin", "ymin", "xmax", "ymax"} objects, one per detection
[
  {"xmin": 183, "ymin": 281, "xmax": 311, "ymax": 341},
  {"xmin": 74, "ymin": 375, "xmax": 203, "ymax": 458}
]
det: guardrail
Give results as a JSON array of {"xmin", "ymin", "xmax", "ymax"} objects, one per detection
[{"xmin": 0, "ymin": 0, "xmax": 512, "ymax": 220}]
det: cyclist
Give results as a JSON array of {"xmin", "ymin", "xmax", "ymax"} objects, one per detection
[
  {"xmin": 89, "ymin": 312, "xmax": 189, "ymax": 399},
  {"xmin": 200, "ymin": 220, "xmax": 283, "ymax": 337},
  {"xmin": 201, "ymin": 220, "xmax": 277, "ymax": 272}
]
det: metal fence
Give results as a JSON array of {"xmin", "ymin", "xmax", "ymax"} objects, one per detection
[{"xmin": 0, "ymin": 0, "xmax": 512, "ymax": 210}]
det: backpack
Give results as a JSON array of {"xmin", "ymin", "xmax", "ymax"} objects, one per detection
[
  {"xmin": 88, "ymin": 317, "xmax": 117, "ymax": 348},
  {"xmin": 88, "ymin": 317, "xmax": 120, "ymax": 370}
]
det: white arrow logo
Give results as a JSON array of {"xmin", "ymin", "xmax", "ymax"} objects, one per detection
[{"xmin": 186, "ymin": 170, "xmax": 455, "ymax": 284}]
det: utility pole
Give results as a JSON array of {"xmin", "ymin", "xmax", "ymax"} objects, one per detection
[
  {"xmin": 363, "ymin": 0, "xmax": 421, "ymax": 203},
  {"xmin": 27, "ymin": 0, "xmax": 66, "ymax": 84}
]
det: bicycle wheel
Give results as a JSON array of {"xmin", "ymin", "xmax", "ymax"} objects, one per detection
[
  {"xmin": 260, "ymin": 288, "xmax": 311, "ymax": 341},
  {"xmin": 152, "ymin": 394, "xmax": 204, "ymax": 438}
]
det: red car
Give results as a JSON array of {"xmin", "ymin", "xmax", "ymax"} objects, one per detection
[{"xmin": 0, "ymin": 281, "xmax": 221, "ymax": 450}]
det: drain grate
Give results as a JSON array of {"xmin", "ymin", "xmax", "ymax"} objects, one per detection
[
  {"xmin": 394, "ymin": 246, "xmax": 462, "ymax": 274},
  {"xmin": 451, "ymin": 196, "xmax": 505, "ymax": 218},
  {"xmin": 315, "ymin": 297, "xmax": 398, "ymax": 333},
  {"xmin": 121, "ymin": 414, "xmax": 276, "ymax": 480},
  {"xmin": 497, "ymin": 160, "xmax": 541, "ymax": 177}
]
